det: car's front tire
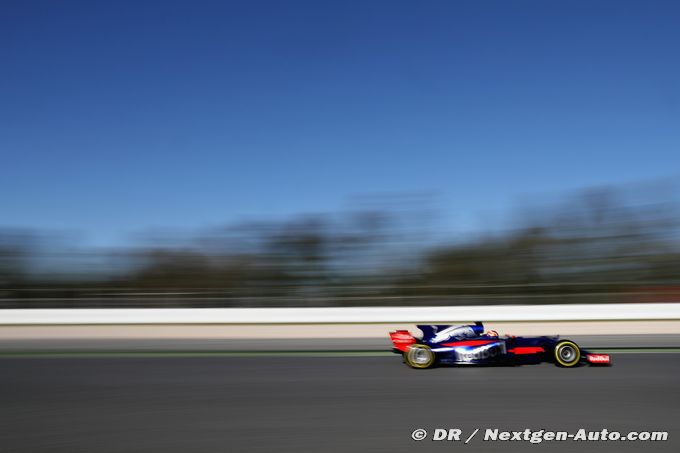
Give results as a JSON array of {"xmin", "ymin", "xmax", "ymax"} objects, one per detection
[
  {"xmin": 404, "ymin": 344, "xmax": 435, "ymax": 369},
  {"xmin": 553, "ymin": 340, "xmax": 581, "ymax": 367}
]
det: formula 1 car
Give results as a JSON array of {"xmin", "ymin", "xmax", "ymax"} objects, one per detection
[{"xmin": 389, "ymin": 322, "xmax": 611, "ymax": 369}]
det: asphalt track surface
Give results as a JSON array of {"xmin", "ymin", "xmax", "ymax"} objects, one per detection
[{"xmin": 1, "ymin": 353, "xmax": 678, "ymax": 453}]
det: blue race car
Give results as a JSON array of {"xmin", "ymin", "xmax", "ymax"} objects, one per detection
[{"xmin": 389, "ymin": 322, "xmax": 611, "ymax": 369}]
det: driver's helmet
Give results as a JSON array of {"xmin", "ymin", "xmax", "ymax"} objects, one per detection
[{"xmin": 485, "ymin": 330, "xmax": 499, "ymax": 337}]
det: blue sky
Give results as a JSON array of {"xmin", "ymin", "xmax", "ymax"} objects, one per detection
[{"xmin": 2, "ymin": 0, "xmax": 679, "ymax": 246}]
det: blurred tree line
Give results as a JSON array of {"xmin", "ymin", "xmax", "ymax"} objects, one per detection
[{"xmin": 2, "ymin": 184, "xmax": 680, "ymax": 307}]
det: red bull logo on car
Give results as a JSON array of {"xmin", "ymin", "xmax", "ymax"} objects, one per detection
[{"xmin": 454, "ymin": 342, "xmax": 506, "ymax": 362}]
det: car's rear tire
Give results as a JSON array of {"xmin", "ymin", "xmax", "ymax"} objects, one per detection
[
  {"xmin": 404, "ymin": 344, "xmax": 435, "ymax": 369},
  {"xmin": 553, "ymin": 340, "xmax": 581, "ymax": 367}
]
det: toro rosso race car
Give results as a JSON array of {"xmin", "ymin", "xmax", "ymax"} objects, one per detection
[{"xmin": 389, "ymin": 322, "xmax": 611, "ymax": 369}]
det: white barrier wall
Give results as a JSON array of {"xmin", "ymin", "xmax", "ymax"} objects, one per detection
[{"xmin": 1, "ymin": 303, "xmax": 679, "ymax": 325}]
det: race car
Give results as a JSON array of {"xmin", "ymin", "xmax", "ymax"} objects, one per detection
[{"xmin": 389, "ymin": 322, "xmax": 611, "ymax": 369}]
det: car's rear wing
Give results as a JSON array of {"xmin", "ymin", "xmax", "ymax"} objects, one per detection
[{"xmin": 389, "ymin": 330, "xmax": 416, "ymax": 352}]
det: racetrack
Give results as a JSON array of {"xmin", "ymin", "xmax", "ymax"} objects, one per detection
[{"xmin": 1, "ymin": 353, "xmax": 677, "ymax": 452}]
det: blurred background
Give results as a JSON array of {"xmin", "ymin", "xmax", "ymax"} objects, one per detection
[{"xmin": 2, "ymin": 181, "xmax": 680, "ymax": 307}]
